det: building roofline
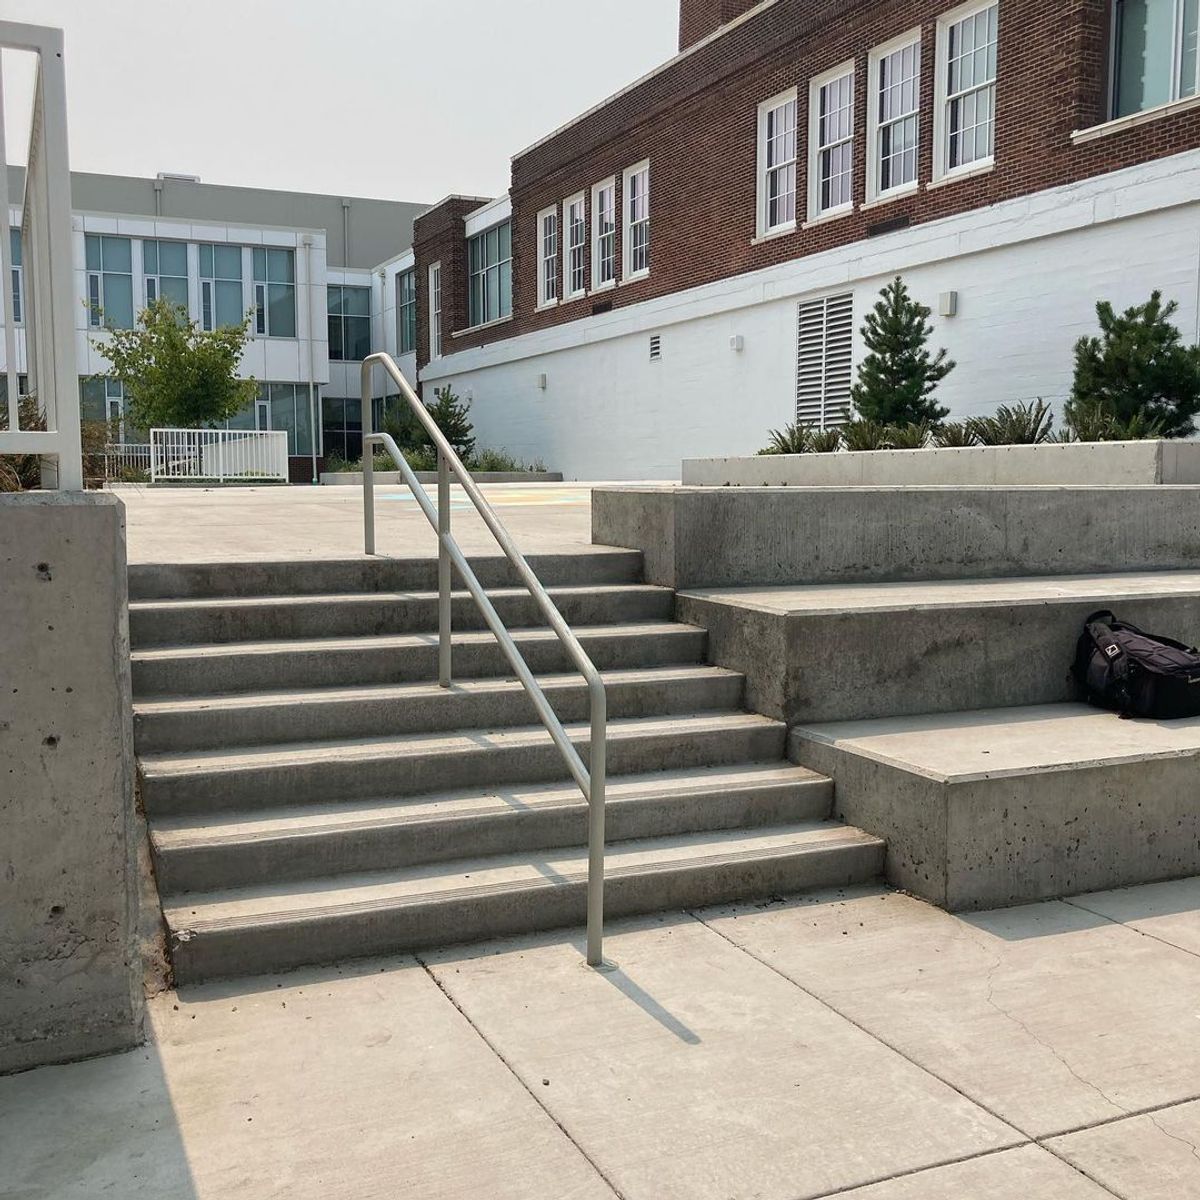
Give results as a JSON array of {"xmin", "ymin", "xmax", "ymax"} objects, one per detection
[{"xmin": 511, "ymin": 0, "xmax": 782, "ymax": 162}]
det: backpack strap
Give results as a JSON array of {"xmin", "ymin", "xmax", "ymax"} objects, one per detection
[{"xmin": 1085, "ymin": 613, "xmax": 1129, "ymax": 675}]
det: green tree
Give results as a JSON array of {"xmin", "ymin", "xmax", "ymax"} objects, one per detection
[
  {"xmin": 851, "ymin": 277, "xmax": 954, "ymax": 426},
  {"xmin": 92, "ymin": 298, "xmax": 258, "ymax": 430},
  {"xmin": 418, "ymin": 386, "xmax": 476, "ymax": 461},
  {"xmin": 1066, "ymin": 292, "xmax": 1200, "ymax": 438}
]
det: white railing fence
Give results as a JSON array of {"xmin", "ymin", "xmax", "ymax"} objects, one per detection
[
  {"xmin": 100, "ymin": 442, "xmax": 151, "ymax": 480},
  {"xmin": 150, "ymin": 429, "xmax": 288, "ymax": 483},
  {"xmin": 0, "ymin": 22, "xmax": 81, "ymax": 489}
]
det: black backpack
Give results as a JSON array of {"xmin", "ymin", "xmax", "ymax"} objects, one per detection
[{"xmin": 1072, "ymin": 610, "xmax": 1200, "ymax": 719}]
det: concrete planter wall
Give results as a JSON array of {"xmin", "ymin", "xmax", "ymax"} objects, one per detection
[
  {"xmin": 683, "ymin": 440, "xmax": 1200, "ymax": 488},
  {"xmin": 320, "ymin": 470, "xmax": 564, "ymax": 486}
]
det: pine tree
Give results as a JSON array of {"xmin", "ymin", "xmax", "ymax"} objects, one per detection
[
  {"xmin": 1066, "ymin": 292, "xmax": 1200, "ymax": 439},
  {"xmin": 420, "ymin": 386, "xmax": 476, "ymax": 461},
  {"xmin": 851, "ymin": 277, "xmax": 954, "ymax": 426}
]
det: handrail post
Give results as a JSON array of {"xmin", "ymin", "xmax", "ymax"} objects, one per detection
[
  {"xmin": 438, "ymin": 448, "xmax": 452, "ymax": 687},
  {"xmin": 362, "ymin": 361, "xmax": 375, "ymax": 555},
  {"xmin": 586, "ymin": 685, "xmax": 607, "ymax": 968}
]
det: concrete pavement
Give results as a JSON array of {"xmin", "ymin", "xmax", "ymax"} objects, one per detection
[{"xmin": 4, "ymin": 880, "xmax": 1200, "ymax": 1198}]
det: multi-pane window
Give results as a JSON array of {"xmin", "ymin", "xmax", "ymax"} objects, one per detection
[
  {"xmin": 623, "ymin": 161, "xmax": 650, "ymax": 278},
  {"xmin": 9, "ymin": 228, "xmax": 22, "ymax": 324},
  {"xmin": 467, "ymin": 221, "xmax": 513, "ymax": 327},
  {"xmin": 429, "ymin": 262, "xmax": 442, "ymax": 359},
  {"xmin": 252, "ymin": 247, "xmax": 296, "ymax": 337},
  {"xmin": 1113, "ymin": 0, "xmax": 1199, "ymax": 117},
  {"xmin": 811, "ymin": 68, "xmax": 855, "ymax": 217},
  {"xmin": 564, "ymin": 195, "xmax": 586, "ymax": 299},
  {"xmin": 872, "ymin": 37, "xmax": 921, "ymax": 198},
  {"xmin": 264, "ymin": 382, "xmax": 315, "ymax": 456},
  {"xmin": 940, "ymin": 2, "xmax": 998, "ymax": 175},
  {"xmin": 328, "ymin": 285, "xmax": 371, "ymax": 361},
  {"xmin": 538, "ymin": 207, "xmax": 559, "ymax": 307},
  {"xmin": 199, "ymin": 243, "xmax": 244, "ymax": 330},
  {"xmin": 85, "ymin": 235, "xmax": 134, "ymax": 329},
  {"xmin": 759, "ymin": 92, "xmax": 798, "ymax": 234},
  {"xmin": 796, "ymin": 293, "xmax": 854, "ymax": 429},
  {"xmin": 143, "ymin": 240, "xmax": 189, "ymax": 310},
  {"xmin": 592, "ymin": 181, "xmax": 616, "ymax": 288},
  {"xmin": 397, "ymin": 269, "xmax": 417, "ymax": 354}
]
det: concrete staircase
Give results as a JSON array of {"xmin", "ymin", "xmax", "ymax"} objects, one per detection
[{"xmin": 129, "ymin": 551, "xmax": 883, "ymax": 983}]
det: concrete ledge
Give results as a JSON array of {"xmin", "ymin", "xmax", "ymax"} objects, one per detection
[
  {"xmin": 790, "ymin": 704, "xmax": 1200, "ymax": 910},
  {"xmin": 592, "ymin": 485, "xmax": 1200, "ymax": 588},
  {"xmin": 319, "ymin": 470, "xmax": 564, "ymax": 485},
  {"xmin": 677, "ymin": 572, "xmax": 1200, "ymax": 724},
  {"xmin": 683, "ymin": 441, "xmax": 1200, "ymax": 487}
]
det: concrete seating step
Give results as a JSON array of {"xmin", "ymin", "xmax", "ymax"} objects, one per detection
[
  {"xmin": 163, "ymin": 821, "xmax": 884, "ymax": 982},
  {"xmin": 139, "ymin": 712, "xmax": 789, "ymax": 816},
  {"xmin": 790, "ymin": 702, "xmax": 1200, "ymax": 912},
  {"xmin": 679, "ymin": 571, "xmax": 1200, "ymax": 724},
  {"xmin": 150, "ymin": 762, "xmax": 833, "ymax": 893},
  {"xmin": 133, "ymin": 665, "xmax": 746, "ymax": 753},
  {"xmin": 127, "ymin": 548, "xmax": 645, "ymax": 600},
  {"xmin": 131, "ymin": 620, "xmax": 708, "ymax": 698},
  {"xmin": 129, "ymin": 583, "xmax": 675, "ymax": 647}
]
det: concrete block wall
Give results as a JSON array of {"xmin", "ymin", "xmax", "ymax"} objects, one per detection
[{"xmin": 0, "ymin": 493, "xmax": 142, "ymax": 1073}]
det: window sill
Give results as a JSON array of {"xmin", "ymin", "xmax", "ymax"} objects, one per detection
[
  {"xmin": 592, "ymin": 279, "xmax": 616, "ymax": 294},
  {"xmin": 751, "ymin": 222, "xmax": 797, "ymax": 246},
  {"xmin": 561, "ymin": 291, "xmax": 588, "ymax": 305},
  {"xmin": 451, "ymin": 314, "xmax": 514, "ymax": 339},
  {"xmin": 620, "ymin": 270, "xmax": 650, "ymax": 286},
  {"xmin": 535, "ymin": 299, "xmax": 559, "ymax": 312},
  {"xmin": 1072, "ymin": 94, "xmax": 1200, "ymax": 144},
  {"xmin": 860, "ymin": 183, "xmax": 919, "ymax": 211},
  {"xmin": 926, "ymin": 160, "xmax": 994, "ymax": 190},
  {"xmin": 802, "ymin": 206, "xmax": 855, "ymax": 230}
]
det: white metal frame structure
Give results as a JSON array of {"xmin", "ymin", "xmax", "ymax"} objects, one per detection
[
  {"xmin": 0, "ymin": 22, "xmax": 82, "ymax": 489},
  {"xmin": 150, "ymin": 428, "xmax": 288, "ymax": 483},
  {"xmin": 360, "ymin": 352, "xmax": 609, "ymax": 968}
]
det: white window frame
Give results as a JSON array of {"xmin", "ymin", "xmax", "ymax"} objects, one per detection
[
  {"xmin": 933, "ymin": 0, "xmax": 999, "ymax": 183},
  {"xmin": 563, "ymin": 191, "xmax": 587, "ymax": 301},
  {"xmin": 9, "ymin": 229, "xmax": 22, "ymax": 325},
  {"xmin": 397, "ymin": 268, "xmax": 417, "ymax": 354},
  {"xmin": 537, "ymin": 205, "xmax": 559, "ymax": 309},
  {"xmin": 591, "ymin": 178, "xmax": 617, "ymax": 291},
  {"xmin": 1110, "ymin": 0, "xmax": 1200, "ymax": 119},
  {"xmin": 622, "ymin": 160, "xmax": 650, "ymax": 282},
  {"xmin": 756, "ymin": 87, "xmax": 799, "ymax": 238},
  {"xmin": 867, "ymin": 30, "xmax": 922, "ymax": 204},
  {"xmin": 808, "ymin": 62, "xmax": 856, "ymax": 223},
  {"xmin": 428, "ymin": 261, "xmax": 442, "ymax": 360}
]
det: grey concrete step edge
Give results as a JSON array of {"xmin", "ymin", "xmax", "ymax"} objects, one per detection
[
  {"xmin": 128, "ymin": 549, "xmax": 645, "ymax": 601},
  {"xmin": 131, "ymin": 623, "xmax": 709, "ymax": 699},
  {"xmin": 139, "ymin": 718, "xmax": 788, "ymax": 816},
  {"xmin": 167, "ymin": 831, "xmax": 885, "ymax": 984},
  {"xmin": 133, "ymin": 668, "xmax": 745, "ymax": 755},
  {"xmin": 151, "ymin": 771, "xmax": 834, "ymax": 893},
  {"xmin": 129, "ymin": 585, "xmax": 675, "ymax": 648}
]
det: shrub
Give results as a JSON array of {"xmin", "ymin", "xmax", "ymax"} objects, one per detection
[
  {"xmin": 808, "ymin": 429, "xmax": 843, "ymax": 453},
  {"xmin": 1067, "ymin": 292, "xmax": 1200, "ymax": 438},
  {"xmin": 932, "ymin": 422, "xmax": 979, "ymax": 447},
  {"xmin": 1059, "ymin": 400, "xmax": 1167, "ymax": 443},
  {"xmin": 968, "ymin": 399, "xmax": 1054, "ymax": 445},
  {"xmin": 0, "ymin": 393, "xmax": 46, "ymax": 491},
  {"xmin": 841, "ymin": 420, "xmax": 892, "ymax": 451},
  {"xmin": 758, "ymin": 422, "xmax": 812, "ymax": 455},
  {"xmin": 884, "ymin": 422, "xmax": 930, "ymax": 450}
]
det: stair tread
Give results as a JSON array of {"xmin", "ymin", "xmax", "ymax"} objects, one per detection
[
  {"xmin": 134, "ymin": 664, "xmax": 740, "ymax": 715},
  {"xmin": 140, "ymin": 711, "xmax": 784, "ymax": 776},
  {"xmin": 131, "ymin": 620, "xmax": 701, "ymax": 662},
  {"xmin": 792, "ymin": 701, "xmax": 1200, "ymax": 782},
  {"xmin": 130, "ymin": 582, "xmax": 671, "ymax": 613},
  {"xmin": 163, "ymin": 821, "xmax": 881, "ymax": 928},
  {"xmin": 680, "ymin": 570, "xmax": 1200, "ymax": 617},
  {"xmin": 150, "ymin": 761, "xmax": 829, "ymax": 847}
]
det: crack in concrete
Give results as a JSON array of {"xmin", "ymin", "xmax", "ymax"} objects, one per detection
[{"xmin": 1147, "ymin": 1112, "xmax": 1200, "ymax": 1170}]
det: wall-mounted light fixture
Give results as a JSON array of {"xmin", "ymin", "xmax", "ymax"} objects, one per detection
[
  {"xmin": 938, "ymin": 291, "xmax": 959, "ymax": 318},
  {"xmin": 536, "ymin": 373, "xmax": 548, "ymax": 390},
  {"xmin": 730, "ymin": 334, "xmax": 745, "ymax": 352}
]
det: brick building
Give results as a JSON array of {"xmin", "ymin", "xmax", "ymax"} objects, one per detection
[{"xmin": 405, "ymin": 0, "xmax": 1200, "ymax": 477}]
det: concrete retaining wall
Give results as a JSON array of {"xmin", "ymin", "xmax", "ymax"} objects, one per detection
[
  {"xmin": 319, "ymin": 470, "xmax": 564, "ymax": 486},
  {"xmin": 683, "ymin": 441, "xmax": 1200, "ymax": 488},
  {"xmin": 0, "ymin": 493, "xmax": 142, "ymax": 1073},
  {"xmin": 592, "ymin": 485, "xmax": 1200, "ymax": 588}
]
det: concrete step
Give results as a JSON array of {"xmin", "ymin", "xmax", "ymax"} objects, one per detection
[
  {"xmin": 131, "ymin": 620, "xmax": 708, "ymax": 698},
  {"xmin": 127, "ymin": 548, "xmax": 645, "ymax": 600},
  {"xmin": 679, "ymin": 571, "xmax": 1200, "ymax": 724},
  {"xmin": 140, "ymin": 712, "xmax": 789, "ymax": 816},
  {"xmin": 129, "ymin": 583, "xmax": 674, "ymax": 647},
  {"xmin": 150, "ymin": 762, "xmax": 833, "ymax": 893},
  {"xmin": 790, "ymin": 702, "xmax": 1200, "ymax": 912},
  {"xmin": 133, "ymin": 665, "xmax": 745, "ymax": 754},
  {"xmin": 163, "ymin": 821, "xmax": 885, "ymax": 982}
]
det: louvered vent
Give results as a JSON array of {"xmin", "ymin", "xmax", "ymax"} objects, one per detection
[
  {"xmin": 649, "ymin": 333, "xmax": 662, "ymax": 362},
  {"xmin": 796, "ymin": 293, "xmax": 853, "ymax": 428}
]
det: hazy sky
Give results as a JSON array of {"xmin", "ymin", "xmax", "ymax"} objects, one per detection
[{"xmin": 2, "ymin": 0, "xmax": 679, "ymax": 203}]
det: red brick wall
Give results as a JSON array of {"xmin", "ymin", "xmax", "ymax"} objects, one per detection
[
  {"xmin": 679, "ymin": 0, "xmax": 763, "ymax": 50},
  {"xmin": 427, "ymin": 0, "xmax": 1198, "ymax": 371}
]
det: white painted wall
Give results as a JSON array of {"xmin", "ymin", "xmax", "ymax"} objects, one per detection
[{"xmin": 421, "ymin": 150, "xmax": 1200, "ymax": 480}]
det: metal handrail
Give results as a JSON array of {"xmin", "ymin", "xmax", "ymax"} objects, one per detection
[{"xmin": 360, "ymin": 354, "xmax": 608, "ymax": 967}]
